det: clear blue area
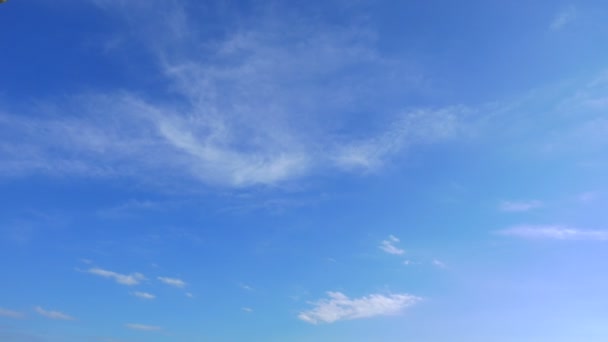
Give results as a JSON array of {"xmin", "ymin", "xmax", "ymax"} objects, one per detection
[{"xmin": 1, "ymin": 1, "xmax": 608, "ymax": 341}]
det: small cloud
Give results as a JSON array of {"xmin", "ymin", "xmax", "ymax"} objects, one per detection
[
  {"xmin": 125, "ymin": 323, "xmax": 162, "ymax": 331},
  {"xmin": 242, "ymin": 307, "xmax": 253, "ymax": 313},
  {"xmin": 499, "ymin": 200, "xmax": 543, "ymax": 212},
  {"xmin": 35, "ymin": 307, "xmax": 75, "ymax": 321},
  {"xmin": 132, "ymin": 291, "xmax": 155, "ymax": 300},
  {"xmin": 0, "ymin": 307, "xmax": 25, "ymax": 319},
  {"xmin": 551, "ymin": 6, "xmax": 576, "ymax": 30},
  {"xmin": 379, "ymin": 235, "xmax": 405, "ymax": 255},
  {"xmin": 498, "ymin": 225, "xmax": 608, "ymax": 241},
  {"xmin": 87, "ymin": 267, "xmax": 146, "ymax": 286},
  {"xmin": 239, "ymin": 283, "xmax": 254, "ymax": 291},
  {"xmin": 432, "ymin": 259, "xmax": 446, "ymax": 268},
  {"xmin": 298, "ymin": 291, "xmax": 421, "ymax": 324},
  {"xmin": 185, "ymin": 292, "xmax": 194, "ymax": 298},
  {"xmin": 157, "ymin": 276, "xmax": 187, "ymax": 288}
]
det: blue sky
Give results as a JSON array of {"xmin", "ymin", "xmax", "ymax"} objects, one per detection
[{"xmin": 1, "ymin": 0, "xmax": 608, "ymax": 341}]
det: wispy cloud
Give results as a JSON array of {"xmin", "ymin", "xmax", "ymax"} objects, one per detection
[
  {"xmin": 432, "ymin": 259, "xmax": 447, "ymax": 268},
  {"xmin": 499, "ymin": 200, "xmax": 543, "ymax": 212},
  {"xmin": 239, "ymin": 283, "xmax": 254, "ymax": 291},
  {"xmin": 379, "ymin": 235, "xmax": 405, "ymax": 255},
  {"xmin": 334, "ymin": 107, "xmax": 465, "ymax": 170},
  {"xmin": 0, "ymin": 2, "xmax": 467, "ymax": 189},
  {"xmin": 242, "ymin": 307, "xmax": 253, "ymax": 313},
  {"xmin": 498, "ymin": 225, "xmax": 608, "ymax": 241},
  {"xmin": 551, "ymin": 6, "xmax": 577, "ymax": 30},
  {"xmin": 132, "ymin": 292, "xmax": 155, "ymax": 300},
  {"xmin": 125, "ymin": 323, "xmax": 162, "ymax": 331},
  {"xmin": 157, "ymin": 276, "xmax": 186, "ymax": 288},
  {"xmin": 298, "ymin": 291, "xmax": 421, "ymax": 324},
  {"xmin": 87, "ymin": 267, "xmax": 146, "ymax": 286},
  {"xmin": 34, "ymin": 307, "xmax": 75, "ymax": 321},
  {"xmin": 0, "ymin": 308, "xmax": 25, "ymax": 319}
]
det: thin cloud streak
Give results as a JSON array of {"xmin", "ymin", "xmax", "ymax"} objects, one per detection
[
  {"xmin": 132, "ymin": 292, "xmax": 156, "ymax": 300},
  {"xmin": 87, "ymin": 267, "xmax": 146, "ymax": 286},
  {"xmin": 379, "ymin": 235, "xmax": 405, "ymax": 255},
  {"xmin": 125, "ymin": 323, "xmax": 162, "ymax": 331},
  {"xmin": 157, "ymin": 276, "xmax": 187, "ymax": 288},
  {"xmin": 498, "ymin": 225, "xmax": 608, "ymax": 241},
  {"xmin": 499, "ymin": 200, "xmax": 543, "ymax": 212},
  {"xmin": 35, "ymin": 307, "xmax": 75, "ymax": 321},
  {"xmin": 298, "ymin": 291, "xmax": 421, "ymax": 324},
  {"xmin": 0, "ymin": 308, "xmax": 25, "ymax": 319},
  {"xmin": 551, "ymin": 6, "xmax": 576, "ymax": 30}
]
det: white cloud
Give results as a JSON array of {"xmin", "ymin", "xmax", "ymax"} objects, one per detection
[
  {"xmin": 185, "ymin": 292, "xmax": 194, "ymax": 298},
  {"xmin": 132, "ymin": 292, "xmax": 155, "ymax": 300},
  {"xmin": 87, "ymin": 267, "xmax": 145, "ymax": 286},
  {"xmin": 432, "ymin": 259, "xmax": 446, "ymax": 268},
  {"xmin": 125, "ymin": 323, "xmax": 161, "ymax": 331},
  {"xmin": 35, "ymin": 307, "xmax": 75, "ymax": 321},
  {"xmin": 157, "ymin": 276, "xmax": 186, "ymax": 288},
  {"xmin": 242, "ymin": 307, "xmax": 253, "ymax": 313},
  {"xmin": 0, "ymin": 2, "xmax": 467, "ymax": 189},
  {"xmin": 498, "ymin": 225, "xmax": 608, "ymax": 241},
  {"xmin": 499, "ymin": 200, "xmax": 543, "ymax": 212},
  {"xmin": 0, "ymin": 308, "xmax": 25, "ymax": 319},
  {"xmin": 379, "ymin": 235, "xmax": 405, "ymax": 255},
  {"xmin": 334, "ymin": 107, "xmax": 465, "ymax": 170},
  {"xmin": 298, "ymin": 291, "xmax": 421, "ymax": 324},
  {"xmin": 239, "ymin": 283, "xmax": 254, "ymax": 291},
  {"xmin": 551, "ymin": 6, "xmax": 576, "ymax": 30}
]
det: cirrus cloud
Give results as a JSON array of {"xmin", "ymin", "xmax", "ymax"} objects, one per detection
[
  {"xmin": 125, "ymin": 323, "xmax": 162, "ymax": 331},
  {"xmin": 298, "ymin": 291, "xmax": 421, "ymax": 324},
  {"xmin": 35, "ymin": 307, "xmax": 75, "ymax": 321},
  {"xmin": 498, "ymin": 225, "xmax": 608, "ymax": 241},
  {"xmin": 87, "ymin": 267, "xmax": 146, "ymax": 286}
]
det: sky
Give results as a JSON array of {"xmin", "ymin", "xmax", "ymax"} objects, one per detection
[{"xmin": 1, "ymin": 0, "xmax": 608, "ymax": 341}]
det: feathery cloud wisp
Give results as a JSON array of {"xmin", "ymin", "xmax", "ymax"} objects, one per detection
[
  {"xmin": 157, "ymin": 276, "xmax": 187, "ymax": 288},
  {"xmin": 498, "ymin": 225, "xmax": 608, "ymax": 241},
  {"xmin": 499, "ymin": 200, "xmax": 543, "ymax": 212},
  {"xmin": 35, "ymin": 307, "xmax": 75, "ymax": 321},
  {"xmin": 0, "ymin": 307, "xmax": 25, "ymax": 319},
  {"xmin": 0, "ymin": 1, "xmax": 467, "ymax": 189},
  {"xmin": 87, "ymin": 267, "xmax": 145, "ymax": 286},
  {"xmin": 551, "ymin": 6, "xmax": 576, "ymax": 30},
  {"xmin": 125, "ymin": 323, "xmax": 162, "ymax": 331},
  {"xmin": 132, "ymin": 292, "xmax": 156, "ymax": 300},
  {"xmin": 379, "ymin": 235, "xmax": 405, "ymax": 255},
  {"xmin": 298, "ymin": 291, "xmax": 421, "ymax": 324}
]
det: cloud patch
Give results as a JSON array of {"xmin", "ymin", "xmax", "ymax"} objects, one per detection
[
  {"xmin": 551, "ymin": 6, "xmax": 577, "ymax": 30},
  {"xmin": 0, "ymin": 308, "xmax": 25, "ymax": 319},
  {"xmin": 35, "ymin": 307, "xmax": 75, "ymax": 321},
  {"xmin": 298, "ymin": 291, "xmax": 421, "ymax": 324},
  {"xmin": 87, "ymin": 268, "xmax": 146, "ymax": 286},
  {"xmin": 125, "ymin": 323, "xmax": 162, "ymax": 331},
  {"xmin": 379, "ymin": 235, "xmax": 405, "ymax": 255},
  {"xmin": 498, "ymin": 225, "xmax": 608, "ymax": 241},
  {"xmin": 0, "ymin": 1, "xmax": 468, "ymax": 189},
  {"xmin": 157, "ymin": 276, "xmax": 187, "ymax": 288},
  {"xmin": 499, "ymin": 200, "xmax": 543, "ymax": 212},
  {"xmin": 132, "ymin": 292, "xmax": 155, "ymax": 300}
]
